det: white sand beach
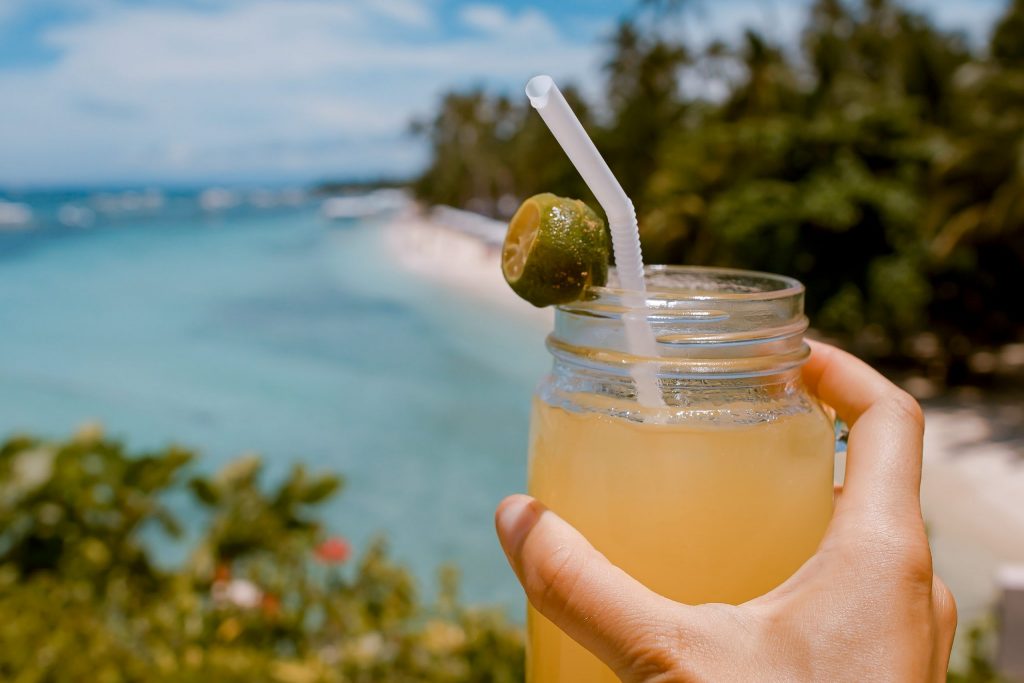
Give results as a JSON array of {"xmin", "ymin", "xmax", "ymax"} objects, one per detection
[
  {"xmin": 385, "ymin": 205, "xmax": 1024, "ymax": 659},
  {"xmin": 922, "ymin": 401, "xmax": 1024, "ymax": 633},
  {"xmin": 383, "ymin": 205, "xmax": 553, "ymax": 331}
]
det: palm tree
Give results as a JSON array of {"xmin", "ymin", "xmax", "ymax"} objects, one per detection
[
  {"xmin": 991, "ymin": 0, "xmax": 1024, "ymax": 66},
  {"xmin": 602, "ymin": 20, "xmax": 689, "ymax": 203},
  {"xmin": 722, "ymin": 29, "xmax": 795, "ymax": 119}
]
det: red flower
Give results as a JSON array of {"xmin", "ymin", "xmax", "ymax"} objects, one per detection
[
  {"xmin": 314, "ymin": 537, "xmax": 351, "ymax": 565},
  {"xmin": 214, "ymin": 563, "xmax": 232, "ymax": 583},
  {"xmin": 261, "ymin": 592, "xmax": 281, "ymax": 618}
]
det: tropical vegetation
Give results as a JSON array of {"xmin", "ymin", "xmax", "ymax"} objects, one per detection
[
  {"xmin": 413, "ymin": 0, "xmax": 1024, "ymax": 384},
  {"xmin": 0, "ymin": 428, "xmax": 523, "ymax": 682}
]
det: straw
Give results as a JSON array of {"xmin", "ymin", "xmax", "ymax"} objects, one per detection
[{"xmin": 525, "ymin": 74, "xmax": 664, "ymax": 409}]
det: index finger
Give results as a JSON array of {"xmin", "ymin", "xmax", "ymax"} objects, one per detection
[{"xmin": 803, "ymin": 340, "xmax": 925, "ymax": 518}]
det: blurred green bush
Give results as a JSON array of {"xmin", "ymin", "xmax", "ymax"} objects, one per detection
[
  {"xmin": 412, "ymin": 0, "xmax": 1024, "ymax": 383},
  {"xmin": 0, "ymin": 429, "xmax": 523, "ymax": 683},
  {"xmin": 0, "ymin": 427, "xmax": 1006, "ymax": 680}
]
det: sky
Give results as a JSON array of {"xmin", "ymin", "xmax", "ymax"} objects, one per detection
[{"xmin": 0, "ymin": 0, "xmax": 1010, "ymax": 188}]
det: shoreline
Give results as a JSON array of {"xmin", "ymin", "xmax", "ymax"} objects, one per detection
[
  {"xmin": 382, "ymin": 204, "xmax": 552, "ymax": 331},
  {"xmin": 383, "ymin": 204, "xmax": 1024, "ymax": 658}
]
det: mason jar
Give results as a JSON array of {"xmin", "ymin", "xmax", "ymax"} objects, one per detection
[{"xmin": 526, "ymin": 266, "xmax": 836, "ymax": 682}]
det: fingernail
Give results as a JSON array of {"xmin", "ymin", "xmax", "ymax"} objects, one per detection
[{"xmin": 496, "ymin": 495, "xmax": 540, "ymax": 557}]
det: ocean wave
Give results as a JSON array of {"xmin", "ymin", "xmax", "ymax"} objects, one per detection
[
  {"xmin": 0, "ymin": 200, "xmax": 33, "ymax": 230},
  {"xmin": 320, "ymin": 188, "xmax": 408, "ymax": 220}
]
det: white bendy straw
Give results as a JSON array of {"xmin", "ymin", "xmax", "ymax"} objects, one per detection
[{"xmin": 525, "ymin": 74, "xmax": 664, "ymax": 409}]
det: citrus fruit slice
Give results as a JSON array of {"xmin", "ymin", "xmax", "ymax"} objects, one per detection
[{"xmin": 501, "ymin": 193, "xmax": 610, "ymax": 307}]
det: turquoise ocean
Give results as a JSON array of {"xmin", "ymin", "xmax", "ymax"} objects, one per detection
[{"xmin": 0, "ymin": 189, "xmax": 549, "ymax": 611}]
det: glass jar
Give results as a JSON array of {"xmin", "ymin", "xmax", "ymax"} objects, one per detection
[{"xmin": 526, "ymin": 266, "xmax": 836, "ymax": 683}]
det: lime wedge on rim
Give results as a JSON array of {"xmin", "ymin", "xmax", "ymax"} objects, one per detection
[{"xmin": 502, "ymin": 193, "xmax": 610, "ymax": 307}]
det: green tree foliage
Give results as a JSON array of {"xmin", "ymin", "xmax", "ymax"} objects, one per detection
[
  {"xmin": 411, "ymin": 88, "xmax": 595, "ymax": 216},
  {"xmin": 412, "ymin": 0, "xmax": 1024, "ymax": 378},
  {"xmin": 600, "ymin": 20, "xmax": 689, "ymax": 201},
  {"xmin": 0, "ymin": 430, "xmax": 523, "ymax": 682}
]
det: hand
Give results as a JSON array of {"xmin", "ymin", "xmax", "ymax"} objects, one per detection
[{"xmin": 495, "ymin": 341, "xmax": 957, "ymax": 682}]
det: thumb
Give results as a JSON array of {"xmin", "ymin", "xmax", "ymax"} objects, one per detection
[{"xmin": 495, "ymin": 495, "xmax": 685, "ymax": 678}]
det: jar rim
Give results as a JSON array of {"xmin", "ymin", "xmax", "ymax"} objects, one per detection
[
  {"xmin": 550, "ymin": 265, "xmax": 809, "ymax": 377},
  {"xmin": 571, "ymin": 265, "xmax": 804, "ymax": 313}
]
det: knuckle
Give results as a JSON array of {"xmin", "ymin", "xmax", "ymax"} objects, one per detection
[
  {"xmin": 886, "ymin": 390, "xmax": 925, "ymax": 431},
  {"xmin": 934, "ymin": 579, "xmax": 958, "ymax": 631},
  {"xmin": 898, "ymin": 524, "xmax": 935, "ymax": 580},
  {"xmin": 621, "ymin": 624, "xmax": 694, "ymax": 683},
  {"xmin": 529, "ymin": 544, "xmax": 584, "ymax": 616},
  {"xmin": 624, "ymin": 607, "xmax": 735, "ymax": 683},
  {"xmin": 884, "ymin": 532, "xmax": 935, "ymax": 586},
  {"xmin": 899, "ymin": 548, "xmax": 935, "ymax": 588},
  {"xmin": 842, "ymin": 519, "xmax": 934, "ymax": 586},
  {"xmin": 624, "ymin": 645, "xmax": 690, "ymax": 683}
]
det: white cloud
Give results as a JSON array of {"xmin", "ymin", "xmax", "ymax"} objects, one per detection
[
  {"xmin": 370, "ymin": 0, "xmax": 436, "ymax": 29},
  {"xmin": 0, "ymin": 0, "xmax": 599, "ymax": 184},
  {"xmin": 459, "ymin": 4, "xmax": 558, "ymax": 41},
  {"xmin": 459, "ymin": 4, "xmax": 509, "ymax": 33},
  {"xmin": 0, "ymin": 0, "xmax": 30, "ymax": 29}
]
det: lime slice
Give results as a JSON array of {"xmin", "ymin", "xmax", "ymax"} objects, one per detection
[{"xmin": 502, "ymin": 193, "xmax": 610, "ymax": 307}]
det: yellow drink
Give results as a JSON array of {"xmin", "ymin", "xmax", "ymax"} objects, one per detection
[{"xmin": 527, "ymin": 398, "xmax": 835, "ymax": 682}]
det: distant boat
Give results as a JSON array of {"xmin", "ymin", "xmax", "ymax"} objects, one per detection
[
  {"xmin": 91, "ymin": 189, "xmax": 164, "ymax": 214},
  {"xmin": 320, "ymin": 189, "xmax": 409, "ymax": 220},
  {"xmin": 0, "ymin": 200, "xmax": 32, "ymax": 230},
  {"xmin": 58, "ymin": 204, "xmax": 96, "ymax": 228},
  {"xmin": 199, "ymin": 188, "xmax": 241, "ymax": 212}
]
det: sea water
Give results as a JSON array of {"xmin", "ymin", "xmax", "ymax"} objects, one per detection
[{"xmin": 0, "ymin": 189, "xmax": 547, "ymax": 608}]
